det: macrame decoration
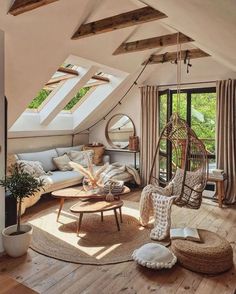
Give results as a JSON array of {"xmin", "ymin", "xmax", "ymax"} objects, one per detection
[{"xmin": 140, "ymin": 33, "xmax": 208, "ymax": 241}]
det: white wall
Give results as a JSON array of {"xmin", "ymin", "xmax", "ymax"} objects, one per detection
[
  {"xmin": 8, "ymin": 135, "xmax": 73, "ymax": 154},
  {"xmin": 8, "ymin": 133, "xmax": 89, "ymax": 154},
  {"xmin": 0, "ymin": 30, "xmax": 5, "ymax": 252},
  {"xmin": 89, "ymin": 86, "xmax": 140, "ymax": 166}
]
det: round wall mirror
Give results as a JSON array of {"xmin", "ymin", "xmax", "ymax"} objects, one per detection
[{"xmin": 105, "ymin": 114, "xmax": 135, "ymax": 149}]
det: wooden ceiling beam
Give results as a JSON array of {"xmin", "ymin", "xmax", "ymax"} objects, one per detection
[
  {"xmin": 143, "ymin": 48, "xmax": 210, "ymax": 65},
  {"xmin": 8, "ymin": 0, "xmax": 59, "ymax": 16},
  {"xmin": 72, "ymin": 7, "xmax": 167, "ymax": 40},
  {"xmin": 113, "ymin": 32, "xmax": 193, "ymax": 55}
]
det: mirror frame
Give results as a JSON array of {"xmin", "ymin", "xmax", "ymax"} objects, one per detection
[{"xmin": 105, "ymin": 113, "xmax": 135, "ymax": 149}]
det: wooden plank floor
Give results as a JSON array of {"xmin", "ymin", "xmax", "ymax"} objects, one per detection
[{"xmin": 0, "ymin": 190, "xmax": 235, "ymax": 294}]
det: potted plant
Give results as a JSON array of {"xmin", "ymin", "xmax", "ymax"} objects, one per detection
[{"xmin": 0, "ymin": 163, "xmax": 44, "ymax": 257}]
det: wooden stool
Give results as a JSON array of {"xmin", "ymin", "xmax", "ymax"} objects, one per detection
[
  {"xmin": 208, "ymin": 174, "xmax": 227, "ymax": 208},
  {"xmin": 70, "ymin": 199, "xmax": 124, "ymax": 234}
]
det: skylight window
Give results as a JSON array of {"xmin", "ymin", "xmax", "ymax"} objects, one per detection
[{"xmin": 26, "ymin": 63, "xmax": 110, "ymax": 111}]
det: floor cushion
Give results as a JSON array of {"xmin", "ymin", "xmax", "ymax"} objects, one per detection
[
  {"xmin": 171, "ymin": 229, "xmax": 233, "ymax": 274},
  {"xmin": 132, "ymin": 243, "xmax": 177, "ymax": 269}
]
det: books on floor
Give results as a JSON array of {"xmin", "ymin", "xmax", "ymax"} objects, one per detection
[{"xmin": 170, "ymin": 227, "xmax": 201, "ymax": 242}]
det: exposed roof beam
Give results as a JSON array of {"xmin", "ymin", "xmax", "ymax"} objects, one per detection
[
  {"xmin": 72, "ymin": 7, "xmax": 167, "ymax": 40},
  {"xmin": 8, "ymin": 0, "xmax": 59, "ymax": 16},
  {"xmin": 143, "ymin": 48, "xmax": 210, "ymax": 65},
  {"xmin": 113, "ymin": 32, "xmax": 193, "ymax": 55}
]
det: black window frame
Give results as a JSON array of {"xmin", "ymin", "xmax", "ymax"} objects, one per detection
[{"xmin": 159, "ymin": 86, "xmax": 216, "ymax": 182}]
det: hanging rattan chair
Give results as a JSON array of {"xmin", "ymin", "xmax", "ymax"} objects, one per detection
[{"xmin": 148, "ymin": 113, "xmax": 208, "ymax": 209}]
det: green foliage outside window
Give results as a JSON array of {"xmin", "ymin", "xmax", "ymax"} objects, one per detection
[
  {"xmin": 27, "ymin": 87, "xmax": 91, "ymax": 110},
  {"xmin": 64, "ymin": 87, "xmax": 91, "ymax": 110},
  {"xmin": 159, "ymin": 92, "xmax": 216, "ymax": 154},
  {"xmin": 28, "ymin": 89, "xmax": 52, "ymax": 109}
]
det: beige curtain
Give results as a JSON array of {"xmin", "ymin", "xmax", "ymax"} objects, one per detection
[
  {"xmin": 140, "ymin": 86, "xmax": 159, "ymax": 185},
  {"xmin": 216, "ymin": 79, "xmax": 236, "ymax": 204}
]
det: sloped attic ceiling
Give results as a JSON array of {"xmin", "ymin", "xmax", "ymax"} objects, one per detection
[{"xmin": 1, "ymin": 0, "xmax": 236, "ymax": 134}]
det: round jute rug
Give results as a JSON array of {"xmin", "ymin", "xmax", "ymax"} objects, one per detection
[{"xmin": 28, "ymin": 200, "xmax": 164, "ymax": 265}]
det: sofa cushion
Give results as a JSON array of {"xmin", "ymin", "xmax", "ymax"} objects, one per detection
[
  {"xmin": 53, "ymin": 154, "xmax": 73, "ymax": 171},
  {"xmin": 17, "ymin": 149, "xmax": 58, "ymax": 172},
  {"xmin": 56, "ymin": 145, "xmax": 83, "ymax": 157},
  {"xmin": 68, "ymin": 150, "xmax": 94, "ymax": 167},
  {"xmin": 17, "ymin": 160, "xmax": 47, "ymax": 177},
  {"xmin": 40, "ymin": 170, "xmax": 83, "ymax": 186}
]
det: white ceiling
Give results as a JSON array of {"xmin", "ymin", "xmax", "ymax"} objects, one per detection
[{"xmin": 0, "ymin": 0, "xmax": 235, "ymax": 131}]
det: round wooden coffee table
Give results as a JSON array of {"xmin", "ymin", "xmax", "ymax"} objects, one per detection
[
  {"xmin": 51, "ymin": 186, "xmax": 130, "ymax": 221},
  {"xmin": 70, "ymin": 199, "xmax": 124, "ymax": 233}
]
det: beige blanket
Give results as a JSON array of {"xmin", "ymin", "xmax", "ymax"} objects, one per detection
[{"xmin": 100, "ymin": 162, "xmax": 141, "ymax": 185}]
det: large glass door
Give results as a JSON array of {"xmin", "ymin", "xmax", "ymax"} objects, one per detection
[{"xmin": 158, "ymin": 87, "xmax": 216, "ymax": 182}]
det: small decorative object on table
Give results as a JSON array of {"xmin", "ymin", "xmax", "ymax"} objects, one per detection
[
  {"xmin": 69, "ymin": 156, "xmax": 107, "ymax": 193},
  {"xmin": 132, "ymin": 243, "xmax": 177, "ymax": 269},
  {"xmin": 103, "ymin": 179, "xmax": 124, "ymax": 202},
  {"xmin": 129, "ymin": 136, "xmax": 139, "ymax": 151}
]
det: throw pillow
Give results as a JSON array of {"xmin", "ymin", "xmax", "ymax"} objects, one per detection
[
  {"xmin": 67, "ymin": 150, "xmax": 94, "ymax": 167},
  {"xmin": 83, "ymin": 145, "xmax": 105, "ymax": 165},
  {"xmin": 53, "ymin": 154, "xmax": 73, "ymax": 171},
  {"xmin": 171, "ymin": 168, "xmax": 203, "ymax": 196},
  {"xmin": 17, "ymin": 160, "xmax": 46, "ymax": 178}
]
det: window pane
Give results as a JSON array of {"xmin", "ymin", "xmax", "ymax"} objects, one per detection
[
  {"xmin": 28, "ymin": 89, "xmax": 52, "ymax": 109},
  {"xmin": 191, "ymin": 92, "xmax": 216, "ymax": 155},
  {"xmin": 159, "ymin": 155, "xmax": 167, "ymax": 182},
  {"xmin": 159, "ymin": 94, "xmax": 167, "ymax": 132},
  {"xmin": 172, "ymin": 93, "xmax": 187, "ymax": 120},
  {"xmin": 64, "ymin": 87, "xmax": 91, "ymax": 110}
]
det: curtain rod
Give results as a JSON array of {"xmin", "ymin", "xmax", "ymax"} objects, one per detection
[{"xmin": 139, "ymin": 80, "xmax": 217, "ymax": 88}]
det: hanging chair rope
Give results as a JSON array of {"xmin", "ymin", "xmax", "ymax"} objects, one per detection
[{"xmin": 147, "ymin": 31, "xmax": 209, "ymax": 209}]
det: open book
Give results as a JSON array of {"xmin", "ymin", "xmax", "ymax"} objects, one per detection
[{"xmin": 170, "ymin": 227, "xmax": 201, "ymax": 242}]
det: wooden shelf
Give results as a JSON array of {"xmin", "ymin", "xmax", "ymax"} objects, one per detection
[{"xmin": 105, "ymin": 148, "xmax": 139, "ymax": 153}]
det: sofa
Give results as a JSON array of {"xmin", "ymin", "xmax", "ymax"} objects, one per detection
[
  {"xmin": 8, "ymin": 145, "xmax": 110, "ymax": 214},
  {"xmin": 8, "ymin": 144, "xmax": 136, "ymax": 214}
]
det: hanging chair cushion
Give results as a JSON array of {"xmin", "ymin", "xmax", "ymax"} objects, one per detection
[
  {"xmin": 171, "ymin": 168, "xmax": 203, "ymax": 208},
  {"xmin": 132, "ymin": 243, "xmax": 177, "ymax": 269},
  {"xmin": 171, "ymin": 229, "xmax": 233, "ymax": 274}
]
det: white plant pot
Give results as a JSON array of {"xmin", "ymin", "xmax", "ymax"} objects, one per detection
[{"xmin": 2, "ymin": 224, "xmax": 33, "ymax": 257}]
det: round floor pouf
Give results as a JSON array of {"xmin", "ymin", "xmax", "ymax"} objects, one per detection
[{"xmin": 171, "ymin": 229, "xmax": 233, "ymax": 274}]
